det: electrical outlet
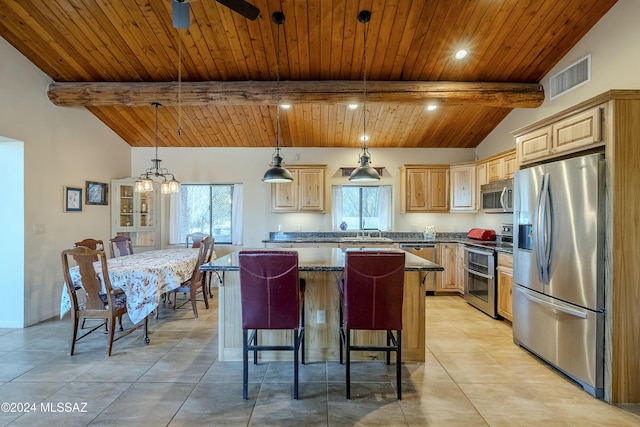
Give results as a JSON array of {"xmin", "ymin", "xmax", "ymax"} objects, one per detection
[{"xmin": 316, "ymin": 309, "xmax": 326, "ymax": 324}]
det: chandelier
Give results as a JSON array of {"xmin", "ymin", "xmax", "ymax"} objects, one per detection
[
  {"xmin": 349, "ymin": 9, "xmax": 380, "ymax": 182},
  {"xmin": 134, "ymin": 102, "xmax": 180, "ymax": 194},
  {"xmin": 262, "ymin": 11, "xmax": 294, "ymax": 184}
]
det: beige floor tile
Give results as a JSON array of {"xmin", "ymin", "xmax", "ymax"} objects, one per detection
[{"xmin": 0, "ymin": 295, "xmax": 637, "ymax": 426}]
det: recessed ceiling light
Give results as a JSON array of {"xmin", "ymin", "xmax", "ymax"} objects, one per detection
[
  {"xmin": 348, "ymin": 103, "xmax": 359, "ymax": 110},
  {"xmin": 426, "ymin": 104, "xmax": 437, "ymax": 111},
  {"xmin": 360, "ymin": 135, "xmax": 370, "ymax": 142},
  {"xmin": 280, "ymin": 103, "xmax": 292, "ymax": 110},
  {"xmin": 455, "ymin": 49, "xmax": 468, "ymax": 60}
]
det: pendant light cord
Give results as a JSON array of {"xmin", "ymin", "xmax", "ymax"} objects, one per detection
[
  {"xmin": 275, "ymin": 14, "xmax": 283, "ymax": 155},
  {"xmin": 362, "ymin": 15, "xmax": 367, "ymax": 148},
  {"xmin": 177, "ymin": 33, "xmax": 183, "ymax": 136},
  {"xmin": 155, "ymin": 102, "xmax": 159, "ymax": 161}
]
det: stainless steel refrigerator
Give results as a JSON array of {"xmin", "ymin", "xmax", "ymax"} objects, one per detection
[{"xmin": 513, "ymin": 152, "xmax": 605, "ymax": 398}]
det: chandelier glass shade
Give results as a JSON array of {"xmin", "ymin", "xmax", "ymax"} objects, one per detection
[
  {"xmin": 135, "ymin": 102, "xmax": 180, "ymax": 194},
  {"xmin": 262, "ymin": 11, "xmax": 294, "ymax": 184},
  {"xmin": 349, "ymin": 10, "xmax": 380, "ymax": 183}
]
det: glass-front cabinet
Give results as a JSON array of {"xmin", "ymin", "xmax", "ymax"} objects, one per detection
[{"xmin": 111, "ymin": 178, "xmax": 160, "ymax": 251}]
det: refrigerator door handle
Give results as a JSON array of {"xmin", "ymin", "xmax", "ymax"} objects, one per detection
[
  {"xmin": 540, "ymin": 173, "xmax": 553, "ymax": 285},
  {"xmin": 542, "ymin": 174, "xmax": 553, "ymax": 284},
  {"xmin": 537, "ymin": 173, "xmax": 551, "ymax": 284},
  {"xmin": 520, "ymin": 289, "xmax": 588, "ymax": 319},
  {"xmin": 534, "ymin": 175, "xmax": 546, "ymax": 283}
]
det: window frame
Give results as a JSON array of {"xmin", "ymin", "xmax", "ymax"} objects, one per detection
[{"xmin": 179, "ymin": 183, "xmax": 234, "ymax": 245}]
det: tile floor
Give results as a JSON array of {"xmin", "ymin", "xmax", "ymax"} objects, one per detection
[{"xmin": 1, "ymin": 293, "xmax": 639, "ymax": 426}]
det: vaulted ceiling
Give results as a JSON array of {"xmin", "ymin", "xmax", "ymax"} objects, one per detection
[{"xmin": 0, "ymin": 0, "xmax": 617, "ymax": 149}]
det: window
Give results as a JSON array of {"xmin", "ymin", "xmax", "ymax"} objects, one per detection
[
  {"xmin": 179, "ymin": 184, "xmax": 233, "ymax": 244},
  {"xmin": 332, "ymin": 185, "xmax": 392, "ymax": 231}
]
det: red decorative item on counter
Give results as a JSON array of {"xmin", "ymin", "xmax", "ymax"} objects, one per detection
[{"xmin": 467, "ymin": 228, "xmax": 497, "ymax": 241}]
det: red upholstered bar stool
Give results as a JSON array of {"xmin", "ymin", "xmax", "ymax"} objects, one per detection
[
  {"xmin": 339, "ymin": 251, "xmax": 406, "ymax": 400},
  {"xmin": 239, "ymin": 251, "xmax": 305, "ymax": 400}
]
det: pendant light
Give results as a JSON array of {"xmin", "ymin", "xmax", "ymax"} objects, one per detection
[
  {"xmin": 262, "ymin": 11, "xmax": 294, "ymax": 184},
  {"xmin": 349, "ymin": 9, "xmax": 380, "ymax": 182},
  {"xmin": 134, "ymin": 102, "xmax": 180, "ymax": 194}
]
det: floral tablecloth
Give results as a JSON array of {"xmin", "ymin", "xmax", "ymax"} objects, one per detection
[{"xmin": 60, "ymin": 248, "xmax": 201, "ymax": 324}]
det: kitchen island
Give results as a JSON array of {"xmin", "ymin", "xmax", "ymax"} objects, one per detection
[{"xmin": 201, "ymin": 247, "xmax": 443, "ymax": 362}]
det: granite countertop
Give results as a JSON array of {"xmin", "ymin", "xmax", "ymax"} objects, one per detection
[
  {"xmin": 262, "ymin": 231, "xmax": 514, "ymax": 254},
  {"xmin": 201, "ymin": 247, "xmax": 444, "ymax": 272}
]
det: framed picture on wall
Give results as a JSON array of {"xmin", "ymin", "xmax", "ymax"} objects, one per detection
[
  {"xmin": 64, "ymin": 186, "xmax": 82, "ymax": 212},
  {"xmin": 86, "ymin": 181, "xmax": 109, "ymax": 205}
]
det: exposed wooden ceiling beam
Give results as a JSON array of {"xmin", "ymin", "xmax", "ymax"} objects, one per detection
[{"xmin": 47, "ymin": 81, "xmax": 544, "ymax": 108}]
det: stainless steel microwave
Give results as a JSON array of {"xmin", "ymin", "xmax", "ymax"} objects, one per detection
[{"xmin": 480, "ymin": 179, "xmax": 513, "ymax": 213}]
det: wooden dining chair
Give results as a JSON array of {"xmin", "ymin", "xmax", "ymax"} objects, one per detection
[
  {"xmin": 108, "ymin": 235, "xmax": 133, "ymax": 258},
  {"xmin": 74, "ymin": 238, "xmax": 104, "ymax": 261},
  {"xmin": 61, "ymin": 246, "xmax": 134, "ymax": 356},
  {"xmin": 339, "ymin": 251, "xmax": 406, "ymax": 400},
  {"xmin": 186, "ymin": 232, "xmax": 209, "ymax": 248},
  {"xmin": 169, "ymin": 236, "xmax": 214, "ymax": 318},
  {"xmin": 239, "ymin": 250, "xmax": 306, "ymax": 399}
]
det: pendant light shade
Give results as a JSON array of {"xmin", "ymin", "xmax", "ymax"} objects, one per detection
[
  {"xmin": 349, "ymin": 150, "xmax": 381, "ymax": 182},
  {"xmin": 263, "ymin": 152, "xmax": 294, "ymax": 183},
  {"xmin": 349, "ymin": 9, "xmax": 380, "ymax": 182},
  {"xmin": 135, "ymin": 102, "xmax": 180, "ymax": 193},
  {"xmin": 263, "ymin": 12, "xmax": 293, "ymax": 184}
]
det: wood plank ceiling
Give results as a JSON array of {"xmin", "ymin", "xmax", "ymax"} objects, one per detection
[{"xmin": 0, "ymin": 0, "xmax": 617, "ymax": 149}]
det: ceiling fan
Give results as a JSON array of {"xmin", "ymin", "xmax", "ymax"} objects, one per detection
[{"xmin": 172, "ymin": 0, "xmax": 260, "ymax": 28}]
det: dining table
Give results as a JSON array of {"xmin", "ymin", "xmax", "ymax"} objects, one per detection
[{"xmin": 60, "ymin": 247, "xmax": 201, "ymax": 343}]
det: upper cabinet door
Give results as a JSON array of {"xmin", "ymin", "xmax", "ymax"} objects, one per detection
[
  {"xmin": 400, "ymin": 165, "xmax": 450, "ymax": 212},
  {"xmin": 405, "ymin": 169, "xmax": 429, "ymax": 211},
  {"xmin": 298, "ymin": 167, "xmax": 325, "ymax": 211},
  {"xmin": 270, "ymin": 166, "xmax": 325, "ymax": 213},
  {"xmin": 450, "ymin": 164, "xmax": 476, "ymax": 212},
  {"xmin": 271, "ymin": 169, "xmax": 299, "ymax": 212},
  {"xmin": 427, "ymin": 168, "xmax": 450, "ymax": 212}
]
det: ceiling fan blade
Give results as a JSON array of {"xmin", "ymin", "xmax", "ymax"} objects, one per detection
[
  {"xmin": 172, "ymin": 1, "xmax": 191, "ymax": 29},
  {"xmin": 215, "ymin": 0, "xmax": 260, "ymax": 20}
]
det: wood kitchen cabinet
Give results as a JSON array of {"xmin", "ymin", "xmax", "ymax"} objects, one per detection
[
  {"xmin": 436, "ymin": 243, "xmax": 459, "ymax": 293},
  {"xmin": 515, "ymin": 105, "xmax": 603, "ymax": 165},
  {"xmin": 486, "ymin": 148, "xmax": 517, "ymax": 182},
  {"xmin": 476, "ymin": 161, "xmax": 488, "ymax": 210},
  {"xmin": 110, "ymin": 178, "xmax": 159, "ymax": 251},
  {"xmin": 457, "ymin": 243, "xmax": 465, "ymax": 293},
  {"xmin": 450, "ymin": 162, "xmax": 476, "ymax": 212},
  {"xmin": 270, "ymin": 165, "xmax": 326, "ymax": 213},
  {"xmin": 400, "ymin": 165, "xmax": 450, "ymax": 212},
  {"xmin": 496, "ymin": 252, "xmax": 513, "ymax": 322}
]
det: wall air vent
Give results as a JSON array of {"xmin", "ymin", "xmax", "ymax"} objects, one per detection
[{"xmin": 549, "ymin": 54, "xmax": 591, "ymax": 100}]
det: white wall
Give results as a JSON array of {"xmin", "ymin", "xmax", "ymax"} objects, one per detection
[
  {"xmin": 0, "ymin": 37, "xmax": 131, "ymax": 326},
  {"xmin": 133, "ymin": 147, "xmax": 478, "ymax": 248}
]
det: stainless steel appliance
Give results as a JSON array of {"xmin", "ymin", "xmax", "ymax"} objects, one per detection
[
  {"xmin": 399, "ymin": 243, "xmax": 437, "ymax": 294},
  {"xmin": 500, "ymin": 223, "xmax": 513, "ymax": 248},
  {"xmin": 481, "ymin": 179, "xmax": 513, "ymax": 213},
  {"xmin": 463, "ymin": 245, "xmax": 496, "ymax": 318},
  {"xmin": 513, "ymin": 152, "xmax": 605, "ymax": 398}
]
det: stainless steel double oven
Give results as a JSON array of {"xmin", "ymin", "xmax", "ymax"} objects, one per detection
[{"xmin": 463, "ymin": 245, "xmax": 496, "ymax": 318}]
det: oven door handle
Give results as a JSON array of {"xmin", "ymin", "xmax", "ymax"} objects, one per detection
[
  {"xmin": 463, "ymin": 265, "xmax": 494, "ymax": 280},
  {"xmin": 464, "ymin": 247, "xmax": 494, "ymax": 257}
]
